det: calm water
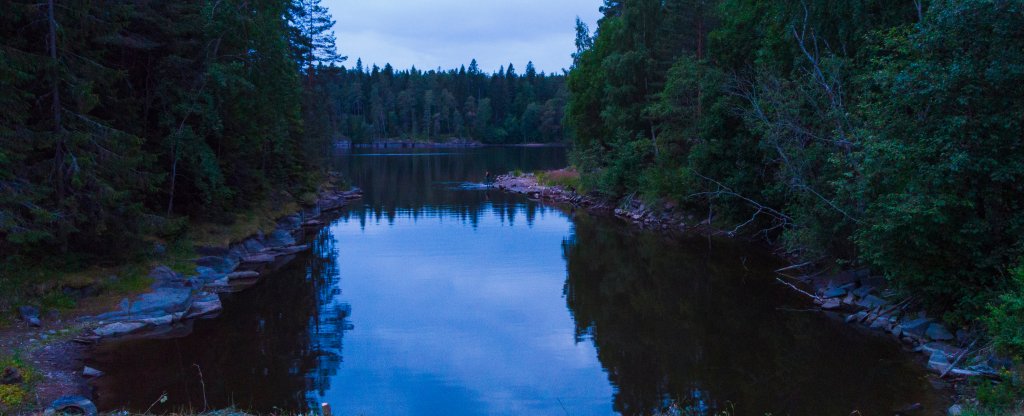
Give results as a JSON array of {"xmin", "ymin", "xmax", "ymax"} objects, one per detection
[{"xmin": 88, "ymin": 147, "xmax": 944, "ymax": 415}]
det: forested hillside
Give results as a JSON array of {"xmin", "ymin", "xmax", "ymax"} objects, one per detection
[
  {"xmin": 567, "ymin": 0, "xmax": 1024, "ymax": 340},
  {"xmin": 302, "ymin": 60, "xmax": 567, "ymax": 145},
  {"xmin": 0, "ymin": 0, "xmax": 339, "ymax": 262}
]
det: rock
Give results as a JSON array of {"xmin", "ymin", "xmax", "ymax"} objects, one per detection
[
  {"xmin": 194, "ymin": 256, "xmax": 238, "ymax": 273},
  {"xmin": 820, "ymin": 298, "xmax": 842, "ymax": 309},
  {"xmin": 82, "ymin": 366, "xmax": 104, "ymax": 378},
  {"xmin": 928, "ymin": 350, "xmax": 953, "ymax": 373},
  {"xmin": 125, "ymin": 287, "xmax": 193, "ymax": 315},
  {"xmin": 870, "ymin": 316, "xmax": 890, "ymax": 330},
  {"xmin": 891, "ymin": 325, "xmax": 903, "ymax": 337},
  {"xmin": 93, "ymin": 321, "xmax": 147, "ymax": 338},
  {"xmin": 947, "ymin": 404, "xmax": 963, "ymax": 416},
  {"xmin": 148, "ymin": 266, "xmax": 183, "ymax": 286},
  {"xmin": 18, "ymin": 305, "xmax": 41, "ymax": 327},
  {"xmin": 822, "ymin": 287, "xmax": 847, "ymax": 298},
  {"xmin": 852, "ymin": 285, "xmax": 875, "ymax": 298},
  {"xmin": 846, "ymin": 311, "xmax": 868, "ymax": 323},
  {"xmin": 185, "ymin": 293, "xmax": 222, "ymax": 319},
  {"xmin": 1, "ymin": 367, "xmax": 23, "ymax": 385},
  {"xmin": 921, "ymin": 342, "xmax": 961, "ymax": 357},
  {"xmin": 856, "ymin": 295, "xmax": 888, "ymax": 309},
  {"xmin": 44, "ymin": 396, "xmax": 98, "ymax": 416},
  {"xmin": 926, "ymin": 323, "xmax": 955, "ymax": 341},
  {"xmin": 227, "ymin": 271, "xmax": 260, "ymax": 280},
  {"xmin": 241, "ymin": 254, "xmax": 275, "ymax": 264},
  {"xmin": 901, "ymin": 318, "xmax": 933, "ymax": 337},
  {"xmin": 243, "ymin": 239, "xmax": 265, "ymax": 253}
]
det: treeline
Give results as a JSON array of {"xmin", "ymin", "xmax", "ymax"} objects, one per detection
[
  {"xmin": 0, "ymin": 0, "xmax": 339, "ymax": 261},
  {"xmin": 567, "ymin": 0, "xmax": 1024, "ymax": 332},
  {"xmin": 303, "ymin": 60, "xmax": 567, "ymax": 145}
]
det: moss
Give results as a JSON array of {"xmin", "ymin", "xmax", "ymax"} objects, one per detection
[
  {"xmin": 0, "ymin": 352, "xmax": 38, "ymax": 413},
  {"xmin": 0, "ymin": 384, "xmax": 28, "ymax": 407}
]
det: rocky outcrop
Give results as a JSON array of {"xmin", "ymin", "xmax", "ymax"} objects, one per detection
[{"xmin": 80, "ymin": 187, "xmax": 362, "ymax": 342}]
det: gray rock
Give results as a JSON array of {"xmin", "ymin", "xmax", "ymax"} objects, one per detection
[
  {"xmin": 44, "ymin": 396, "xmax": 97, "ymax": 416},
  {"xmin": 194, "ymin": 256, "xmax": 238, "ymax": 273},
  {"xmin": 241, "ymin": 254, "xmax": 275, "ymax": 264},
  {"xmin": 948, "ymin": 404, "xmax": 963, "ymax": 416},
  {"xmin": 125, "ymin": 287, "xmax": 193, "ymax": 316},
  {"xmin": 846, "ymin": 311, "xmax": 868, "ymax": 323},
  {"xmin": 148, "ymin": 265, "xmax": 182, "ymax": 286},
  {"xmin": 18, "ymin": 305, "xmax": 41, "ymax": 327},
  {"xmin": 852, "ymin": 285, "xmax": 875, "ymax": 298},
  {"xmin": 185, "ymin": 293, "xmax": 222, "ymax": 319},
  {"xmin": 93, "ymin": 321, "xmax": 147, "ymax": 337},
  {"xmin": 928, "ymin": 350, "xmax": 951, "ymax": 373},
  {"xmin": 82, "ymin": 366, "xmax": 104, "ymax": 378},
  {"xmin": 901, "ymin": 318, "xmax": 933, "ymax": 337},
  {"xmin": 870, "ymin": 316, "xmax": 890, "ymax": 330},
  {"xmin": 926, "ymin": 323, "xmax": 955, "ymax": 341},
  {"xmin": 821, "ymin": 298, "xmax": 842, "ymax": 309},
  {"xmin": 227, "ymin": 270, "xmax": 260, "ymax": 280},
  {"xmin": 856, "ymin": 294, "xmax": 888, "ymax": 309},
  {"xmin": 822, "ymin": 287, "xmax": 847, "ymax": 298},
  {"xmin": 243, "ymin": 239, "xmax": 265, "ymax": 253}
]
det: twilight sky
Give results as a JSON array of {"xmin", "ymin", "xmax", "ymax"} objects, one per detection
[{"xmin": 322, "ymin": 0, "xmax": 603, "ymax": 74}]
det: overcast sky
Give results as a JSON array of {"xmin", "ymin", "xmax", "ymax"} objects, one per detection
[{"xmin": 321, "ymin": 0, "xmax": 603, "ymax": 74}]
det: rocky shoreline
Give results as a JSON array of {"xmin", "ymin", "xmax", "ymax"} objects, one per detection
[
  {"xmin": 1, "ymin": 186, "xmax": 362, "ymax": 414},
  {"xmin": 495, "ymin": 172, "xmax": 1005, "ymax": 413}
]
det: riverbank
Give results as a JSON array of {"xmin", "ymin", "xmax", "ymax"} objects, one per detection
[
  {"xmin": 0, "ymin": 183, "xmax": 362, "ymax": 415},
  {"xmin": 495, "ymin": 170, "xmax": 1010, "ymax": 415}
]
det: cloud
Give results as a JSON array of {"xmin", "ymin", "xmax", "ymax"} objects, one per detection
[{"xmin": 322, "ymin": 0, "xmax": 603, "ymax": 73}]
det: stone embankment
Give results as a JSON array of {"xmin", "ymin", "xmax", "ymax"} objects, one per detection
[
  {"xmin": 495, "ymin": 172, "xmax": 1007, "ymax": 408},
  {"xmin": 78, "ymin": 187, "xmax": 363, "ymax": 342},
  {"xmin": 3, "ymin": 186, "xmax": 361, "ymax": 414}
]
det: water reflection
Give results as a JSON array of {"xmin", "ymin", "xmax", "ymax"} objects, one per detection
[
  {"xmin": 88, "ymin": 227, "xmax": 348, "ymax": 413},
  {"xmin": 87, "ymin": 147, "xmax": 944, "ymax": 415},
  {"xmin": 562, "ymin": 214, "xmax": 940, "ymax": 415}
]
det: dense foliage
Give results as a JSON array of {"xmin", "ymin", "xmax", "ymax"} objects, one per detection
[
  {"xmin": 0, "ymin": 0, "xmax": 339, "ymax": 261},
  {"xmin": 567, "ymin": 0, "xmax": 1024, "ymax": 323},
  {"xmin": 303, "ymin": 60, "xmax": 567, "ymax": 145}
]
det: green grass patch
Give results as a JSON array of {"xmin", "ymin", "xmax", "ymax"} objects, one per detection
[
  {"xmin": 0, "ymin": 351, "xmax": 39, "ymax": 413},
  {"xmin": 535, "ymin": 168, "xmax": 584, "ymax": 192}
]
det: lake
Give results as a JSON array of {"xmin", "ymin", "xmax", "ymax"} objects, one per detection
[{"xmin": 87, "ymin": 146, "xmax": 944, "ymax": 415}]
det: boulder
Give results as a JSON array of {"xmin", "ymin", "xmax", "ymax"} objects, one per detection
[
  {"xmin": 18, "ymin": 305, "xmax": 41, "ymax": 327},
  {"xmin": 856, "ymin": 295, "xmax": 888, "ymax": 309},
  {"xmin": 901, "ymin": 318, "xmax": 933, "ymax": 337},
  {"xmin": 125, "ymin": 287, "xmax": 192, "ymax": 315},
  {"xmin": 846, "ymin": 311, "xmax": 868, "ymax": 323},
  {"xmin": 82, "ymin": 366, "xmax": 104, "ymax": 378},
  {"xmin": 185, "ymin": 293, "xmax": 222, "ymax": 319},
  {"xmin": 926, "ymin": 323, "xmax": 955, "ymax": 341},
  {"xmin": 852, "ymin": 285, "xmax": 875, "ymax": 298},
  {"xmin": 928, "ymin": 350, "xmax": 951, "ymax": 373},
  {"xmin": 148, "ymin": 266, "xmax": 183, "ymax": 287},
  {"xmin": 822, "ymin": 287, "xmax": 847, "ymax": 298},
  {"xmin": 241, "ymin": 254, "xmax": 275, "ymax": 264},
  {"xmin": 93, "ymin": 321, "xmax": 147, "ymax": 338},
  {"xmin": 820, "ymin": 298, "xmax": 842, "ymax": 309},
  {"xmin": 44, "ymin": 396, "xmax": 97, "ymax": 416},
  {"xmin": 227, "ymin": 271, "xmax": 260, "ymax": 281},
  {"xmin": 243, "ymin": 239, "xmax": 265, "ymax": 253},
  {"xmin": 948, "ymin": 404, "xmax": 963, "ymax": 416}
]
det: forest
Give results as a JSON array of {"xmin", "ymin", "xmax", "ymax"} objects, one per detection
[
  {"xmin": 305, "ymin": 59, "xmax": 567, "ymax": 145},
  {"xmin": 0, "ymin": 0, "xmax": 567, "ymax": 272},
  {"xmin": 566, "ymin": 0, "xmax": 1024, "ymax": 357}
]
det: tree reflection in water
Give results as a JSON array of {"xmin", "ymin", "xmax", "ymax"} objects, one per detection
[
  {"xmin": 562, "ymin": 214, "xmax": 941, "ymax": 416},
  {"xmin": 88, "ymin": 226, "xmax": 349, "ymax": 413}
]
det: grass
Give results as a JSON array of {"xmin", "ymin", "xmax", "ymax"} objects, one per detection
[
  {"xmin": 0, "ymin": 351, "xmax": 40, "ymax": 413},
  {"xmin": 535, "ymin": 168, "xmax": 584, "ymax": 192},
  {"xmin": 189, "ymin": 190, "xmax": 301, "ymax": 248}
]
